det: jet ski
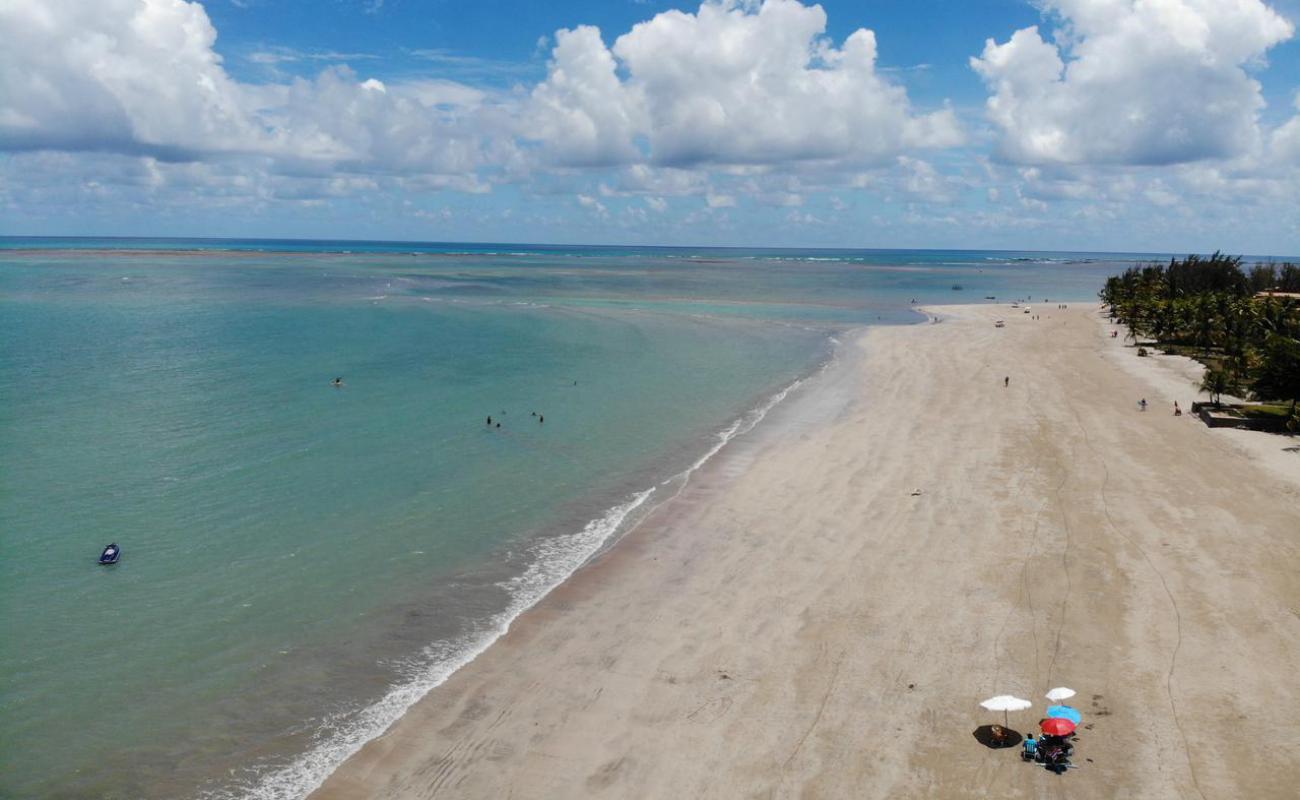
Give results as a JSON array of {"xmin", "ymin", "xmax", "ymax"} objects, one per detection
[{"xmin": 99, "ymin": 543, "xmax": 121, "ymax": 565}]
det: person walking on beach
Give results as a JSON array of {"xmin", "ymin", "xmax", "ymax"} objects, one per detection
[
  {"xmin": 1139, "ymin": 398, "xmax": 1148, "ymax": 412},
  {"xmin": 1004, "ymin": 376, "xmax": 1010, "ymax": 388}
]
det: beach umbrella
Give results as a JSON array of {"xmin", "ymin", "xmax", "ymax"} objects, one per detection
[
  {"xmin": 980, "ymin": 695, "xmax": 1032, "ymax": 728},
  {"xmin": 1041, "ymin": 717, "xmax": 1076, "ymax": 736},
  {"xmin": 1045, "ymin": 687, "xmax": 1076, "ymax": 702},
  {"xmin": 1046, "ymin": 705, "xmax": 1082, "ymax": 725}
]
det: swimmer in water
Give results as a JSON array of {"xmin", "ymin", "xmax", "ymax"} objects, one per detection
[{"xmin": 332, "ymin": 377, "xmax": 344, "ymax": 388}]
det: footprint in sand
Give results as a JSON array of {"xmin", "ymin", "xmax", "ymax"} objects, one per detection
[{"xmin": 686, "ymin": 696, "xmax": 733, "ymax": 723}]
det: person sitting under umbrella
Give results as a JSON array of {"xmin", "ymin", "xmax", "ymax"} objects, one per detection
[{"xmin": 1022, "ymin": 734, "xmax": 1038, "ymax": 761}]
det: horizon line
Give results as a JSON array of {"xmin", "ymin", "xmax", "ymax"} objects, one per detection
[{"xmin": 4, "ymin": 234, "xmax": 1299, "ymax": 260}]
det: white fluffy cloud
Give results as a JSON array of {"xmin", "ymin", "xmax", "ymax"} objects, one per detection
[
  {"xmin": 528, "ymin": 0, "xmax": 961, "ymax": 168},
  {"xmin": 1, "ymin": 0, "xmax": 957, "ymax": 188},
  {"xmin": 0, "ymin": 0, "xmax": 509, "ymax": 178},
  {"xmin": 525, "ymin": 26, "xmax": 648, "ymax": 167},
  {"xmin": 0, "ymin": 0, "xmax": 257, "ymax": 157},
  {"xmin": 4, "ymin": 0, "xmax": 1298, "ymax": 251},
  {"xmin": 972, "ymin": 0, "xmax": 1295, "ymax": 165}
]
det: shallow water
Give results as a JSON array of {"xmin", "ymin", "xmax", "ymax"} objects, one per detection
[{"xmin": 1, "ymin": 241, "xmax": 1138, "ymax": 798}]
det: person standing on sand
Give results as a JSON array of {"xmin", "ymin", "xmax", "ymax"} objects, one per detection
[
  {"xmin": 1139, "ymin": 398, "xmax": 1148, "ymax": 412},
  {"xmin": 1005, "ymin": 376, "xmax": 1010, "ymax": 388}
]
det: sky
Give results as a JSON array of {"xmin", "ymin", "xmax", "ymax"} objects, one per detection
[{"xmin": 2, "ymin": 0, "xmax": 1300, "ymax": 254}]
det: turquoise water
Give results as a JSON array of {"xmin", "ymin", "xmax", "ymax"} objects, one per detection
[{"xmin": 1, "ymin": 241, "xmax": 1139, "ymax": 798}]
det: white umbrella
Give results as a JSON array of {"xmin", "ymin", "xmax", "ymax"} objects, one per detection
[
  {"xmin": 980, "ymin": 695, "xmax": 1032, "ymax": 728},
  {"xmin": 1045, "ymin": 687, "xmax": 1076, "ymax": 702}
]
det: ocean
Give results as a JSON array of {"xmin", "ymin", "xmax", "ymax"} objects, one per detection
[{"xmin": 0, "ymin": 239, "xmax": 1164, "ymax": 798}]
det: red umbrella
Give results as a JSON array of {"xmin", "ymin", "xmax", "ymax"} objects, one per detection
[{"xmin": 1041, "ymin": 717, "xmax": 1076, "ymax": 736}]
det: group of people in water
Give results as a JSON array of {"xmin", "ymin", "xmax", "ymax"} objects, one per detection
[
  {"xmin": 329, "ymin": 377, "xmax": 552, "ymax": 428},
  {"xmin": 486, "ymin": 411, "xmax": 544, "ymax": 429}
]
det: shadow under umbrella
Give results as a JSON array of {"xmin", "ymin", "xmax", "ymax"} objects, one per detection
[{"xmin": 972, "ymin": 724, "xmax": 1023, "ymax": 749}]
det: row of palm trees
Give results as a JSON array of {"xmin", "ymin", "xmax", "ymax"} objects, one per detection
[{"xmin": 1099, "ymin": 253, "xmax": 1300, "ymax": 423}]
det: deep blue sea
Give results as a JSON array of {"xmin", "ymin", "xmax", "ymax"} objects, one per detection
[{"xmin": 0, "ymin": 238, "xmax": 1181, "ymax": 798}]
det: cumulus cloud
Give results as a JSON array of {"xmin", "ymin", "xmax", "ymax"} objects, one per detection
[
  {"xmin": 0, "ymin": 0, "xmax": 258, "ymax": 158},
  {"xmin": 0, "ymin": 0, "xmax": 510, "ymax": 178},
  {"xmin": 9, "ymin": 0, "xmax": 1295, "ymax": 251},
  {"xmin": 972, "ymin": 0, "xmax": 1295, "ymax": 165},
  {"xmin": 525, "ymin": 25, "xmax": 647, "ymax": 167},
  {"xmin": 528, "ymin": 0, "xmax": 961, "ymax": 168},
  {"xmin": 1, "ymin": 0, "xmax": 964, "ymax": 203}
]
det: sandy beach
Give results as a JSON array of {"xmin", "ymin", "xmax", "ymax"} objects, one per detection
[{"xmin": 311, "ymin": 304, "xmax": 1300, "ymax": 799}]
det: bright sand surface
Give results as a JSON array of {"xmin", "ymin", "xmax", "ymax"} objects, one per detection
[{"xmin": 311, "ymin": 305, "xmax": 1300, "ymax": 799}]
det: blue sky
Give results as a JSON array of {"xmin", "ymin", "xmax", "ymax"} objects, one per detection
[{"xmin": 3, "ymin": 0, "xmax": 1300, "ymax": 254}]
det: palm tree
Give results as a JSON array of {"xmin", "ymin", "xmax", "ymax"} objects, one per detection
[
  {"xmin": 1221, "ymin": 296, "xmax": 1255, "ymax": 383},
  {"xmin": 1200, "ymin": 369, "xmax": 1235, "ymax": 408},
  {"xmin": 1192, "ymin": 294, "xmax": 1218, "ymax": 356}
]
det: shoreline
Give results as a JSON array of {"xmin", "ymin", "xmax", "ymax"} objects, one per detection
[
  {"xmin": 310, "ymin": 303, "xmax": 1299, "ymax": 799},
  {"xmin": 231, "ymin": 329, "xmax": 851, "ymax": 800}
]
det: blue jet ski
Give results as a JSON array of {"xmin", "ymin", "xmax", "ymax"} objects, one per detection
[{"xmin": 99, "ymin": 543, "xmax": 121, "ymax": 565}]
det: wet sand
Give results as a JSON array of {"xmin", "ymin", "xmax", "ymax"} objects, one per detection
[{"xmin": 311, "ymin": 304, "xmax": 1300, "ymax": 799}]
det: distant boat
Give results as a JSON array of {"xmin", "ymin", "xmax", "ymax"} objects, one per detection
[
  {"xmin": 98, "ymin": 544, "xmax": 120, "ymax": 565},
  {"xmin": 951, "ymin": 284, "xmax": 963, "ymax": 291},
  {"xmin": 985, "ymin": 295, "xmax": 996, "ymax": 300}
]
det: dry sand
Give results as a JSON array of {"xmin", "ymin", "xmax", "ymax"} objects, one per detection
[{"xmin": 311, "ymin": 304, "xmax": 1300, "ymax": 800}]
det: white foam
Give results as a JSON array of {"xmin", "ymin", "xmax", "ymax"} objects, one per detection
[
  {"xmin": 212, "ymin": 491, "xmax": 655, "ymax": 800},
  {"xmin": 688, "ymin": 372, "xmax": 808, "ymax": 474}
]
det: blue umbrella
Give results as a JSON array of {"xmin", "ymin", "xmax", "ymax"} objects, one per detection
[{"xmin": 1046, "ymin": 705, "xmax": 1082, "ymax": 725}]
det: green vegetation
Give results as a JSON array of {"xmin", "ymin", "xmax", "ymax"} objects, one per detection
[
  {"xmin": 1242, "ymin": 403, "xmax": 1295, "ymax": 420},
  {"xmin": 1100, "ymin": 253, "xmax": 1300, "ymax": 428},
  {"xmin": 1199, "ymin": 368, "xmax": 1237, "ymax": 408}
]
